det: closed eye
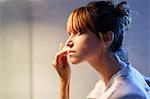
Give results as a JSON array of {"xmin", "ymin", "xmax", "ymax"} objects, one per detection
[
  {"xmin": 75, "ymin": 32, "xmax": 82, "ymax": 36},
  {"xmin": 68, "ymin": 31, "xmax": 83, "ymax": 36}
]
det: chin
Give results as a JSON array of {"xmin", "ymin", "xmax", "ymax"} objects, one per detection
[{"xmin": 69, "ymin": 58, "xmax": 82, "ymax": 64}]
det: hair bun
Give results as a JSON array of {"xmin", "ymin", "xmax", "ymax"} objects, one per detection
[
  {"xmin": 115, "ymin": 1, "xmax": 130, "ymax": 17},
  {"xmin": 115, "ymin": 1, "xmax": 132, "ymax": 32}
]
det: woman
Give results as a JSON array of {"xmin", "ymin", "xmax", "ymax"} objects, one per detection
[{"xmin": 52, "ymin": 1, "xmax": 150, "ymax": 99}]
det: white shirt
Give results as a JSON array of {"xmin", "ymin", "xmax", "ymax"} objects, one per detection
[{"xmin": 87, "ymin": 63, "xmax": 150, "ymax": 99}]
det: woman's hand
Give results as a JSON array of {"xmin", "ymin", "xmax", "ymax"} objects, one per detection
[{"xmin": 52, "ymin": 43, "xmax": 71, "ymax": 84}]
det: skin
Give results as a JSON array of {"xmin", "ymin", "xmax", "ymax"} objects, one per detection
[{"xmin": 52, "ymin": 18, "xmax": 123, "ymax": 99}]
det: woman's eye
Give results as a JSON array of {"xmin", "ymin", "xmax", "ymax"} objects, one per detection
[{"xmin": 75, "ymin": 32, "xmax": 81, "ymax": 36}]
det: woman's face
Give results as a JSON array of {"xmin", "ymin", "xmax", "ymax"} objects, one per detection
[{"xmin": 65, "ymin": 28, "xmax": 102, "ymax": 64}]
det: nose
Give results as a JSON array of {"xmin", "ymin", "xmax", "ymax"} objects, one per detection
[{"xmin": 65, "ymin": 36, "xmax": 74, "ymax": 48}]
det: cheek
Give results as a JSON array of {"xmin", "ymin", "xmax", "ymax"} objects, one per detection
[
  {"xmin": 68, "ymin": 43, "xmax": 88, "ymax": 64},
  {"xmin": 82, "ymin": 37, "xmax": 102, "ymax": 62},
  {"xmin": 69, "ymin": 35, "xmax": 100, "ymax": 64},
  {"xmin": 84, "ymin": 38, "xmax": 100, "ymax": 54},
  {"xmin": 76, "ymin": 37, "xmax": 100, "ymax": 59}
]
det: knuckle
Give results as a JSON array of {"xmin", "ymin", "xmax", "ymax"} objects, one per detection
[{"xmin": 56, "ymin": 52, "xmax": 60, "ymax": 57}]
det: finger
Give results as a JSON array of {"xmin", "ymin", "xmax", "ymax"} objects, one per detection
[
  {"xmin": 52, "ymin": 60, "xmax": 57, "ymax": 68},
  {"xmin": 55, "ymin": 44, "xmax": 70, "ymax": 66},
  {"xmin": 52, "ymin": 59, "xmax": 63, "ymax": 68},
  {"xmin": 53, "ymin": 47, "xmax": 68, "ymax": 67},
  {"xmin": 56, "ymin": 49, "xmax": 68, "ymax": 63},
  {"xmin": 58, "ymin": 44, "xmax": 70, "ymax": 56},
  {"xmin": 62, "ymin": 56, "xmax": 68, "ymax": 69},
  {"xmin": 59, "ymin": 43, "xmax": 64, "ymax": 51}
]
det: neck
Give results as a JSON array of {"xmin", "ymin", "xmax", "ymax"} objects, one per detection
[{"xmin": 88, "ymin": 52, "xmax": 122, "ymax": 86}]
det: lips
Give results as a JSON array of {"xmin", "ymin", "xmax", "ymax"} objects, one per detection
[
  {"xmin": 64, "ymin": 46, "xmax": 75, "ymax": 54},
  {"xmin": 67, "ymin": 50, "xmax": 75, "ymax": 56},
  {"xmin": 68, "ymin": 50, "xmax": 75, "ymax": 53}
]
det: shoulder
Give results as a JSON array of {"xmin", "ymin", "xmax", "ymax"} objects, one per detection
[
  {"xmin": 110, "ymin": 75, "xmax": 149, "ymax": 99},
  {"xmin": 112, "ymin": 84, "xmax": 147, "ymax": 98}
]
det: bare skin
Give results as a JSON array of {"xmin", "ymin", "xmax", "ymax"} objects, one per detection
[
  {"xmin": 52, "ymin": 28, "xmax": 124, "ymax": 99},
  {"xmin": 52, "ymin": 9, "xmax": 124, "ymax": 98},
  {"xmin": 52, "ymin": 43, "xmax": 71, "ymax": 99}
]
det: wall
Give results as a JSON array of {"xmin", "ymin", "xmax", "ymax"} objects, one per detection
[{"xmin": 0, "ymin": 0, "xmax": 149, "ymax": 99}]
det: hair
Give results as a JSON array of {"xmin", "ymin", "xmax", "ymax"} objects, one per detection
[{"xmin": 67, "ymin": 0, "xmax": 131, "ymax": 64}]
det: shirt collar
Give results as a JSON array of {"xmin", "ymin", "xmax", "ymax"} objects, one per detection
[{"xmin": 105, "ymin": 61, "xmax": 130, "ymax": 91}]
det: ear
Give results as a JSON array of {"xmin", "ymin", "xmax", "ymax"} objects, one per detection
[{"xmin": 102, "ymin": 31, "xmax": 114, "ymax": 49}]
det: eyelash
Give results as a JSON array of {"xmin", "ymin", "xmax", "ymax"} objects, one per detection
[
  {"xmin": 69, "ymin": 32, "xmax": 82, "ymax": 36},
  {"xmin": 75, "ymin": 32, "xmax": 81, "ymax": 36}
]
